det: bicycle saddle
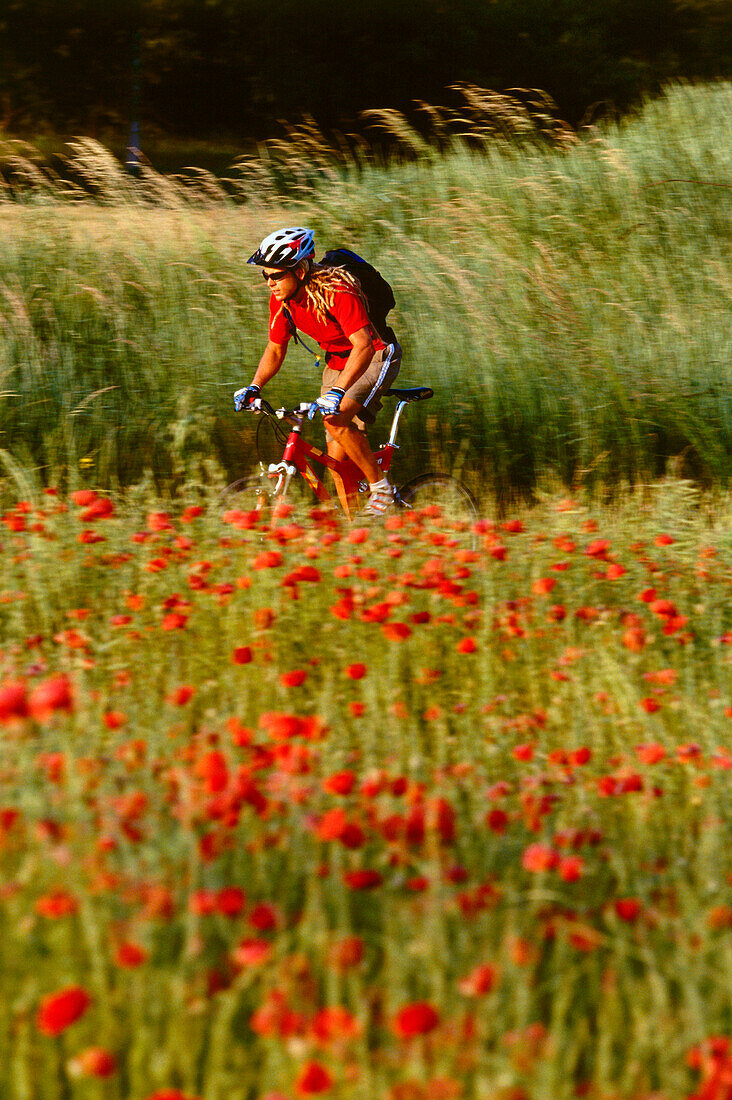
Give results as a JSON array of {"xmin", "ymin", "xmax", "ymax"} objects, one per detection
[{"xmin": 385, "ymin": 386, "xmax": 433, "ymax": 401}]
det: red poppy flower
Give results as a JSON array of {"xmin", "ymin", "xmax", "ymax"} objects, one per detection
[
  {"xmin": 147, "ymin": 511, "xmax": 174, "ymax": 532},
  {"xmin": 36, "ymin": 986, "xmax": 91, "ymax": 1036},
  {"xmin": 558, "ymin": 855, "xmax": 584, "ymax": 882},
  {"xmin": 622, "ymin": 627, "xmax": 647, "ymax": 651},
  {"xmin": 532, "ymin": 577, "xmax": 556, "ymax": 595},
  {"xmin": 0, "ymin": 680, "xmax": 28, "ymax": 722},
  {"xmin": 342, "ymin": 869, "xmax": 382, "ymax": 890},
  {"xmin": 310, "ymin": 1006, "xmax": 361, "ymax": 1044},
  {"xmin": 161, "ymin": 612, "xmax": 188, "ymax": 631},
  {"xmin": 322, "ymin": 770, "xmax": 356, "ymax": 796},
  {"xmin": 458, "ymin": 963, "xmax": 498, "ymax": 996},
  {"xmin": 381, "ymin": 622, "xmax": 411, "ymax": 642},
  {"xmin": 295, "ymin": 1061, "xmax": 333, "ymax": 1095},
  {"xmin": 231, "ymin": 938, "xmax": 272, "ymax": 968},
  {"xmin": 280, "ymin": 669, "xmax": 307, "ymax": 688},
  {"xmin": 69, "ymin": 1047, "xmax": 117, "ymax": 1078},
  {"xmin": 406, "ymin": 875, "xmax": 430, "ymax": 891},
  {"xmin": 635, "ymin": 743, "xmax": 666, "ymax": 764},
  {"xmin": 71, "ymin": 489, "xmax": 97, "ymax": 506},
  {"xmin": 188, "ymin": 890, "xmax": 218, "ymax": 915},
  {"xmin": 145, "ymin": 557, "xmax": 169, "ymax": 572},
  {"xmin": 35, "ymin": 891, "xmax": 79, "ymax": 918},
  {"xmin": 327, "ymin": 935, "xmax": 364, "ymax": 970},
  {"xmin": 142, "ymin": 1091, "xmax": 202, "ymax": 1100},
  {"xmin": 509, "ymin": 936, "xmax": 538, "ymax": 966},
  {"xmin": 110, "ymin": 614, "xmax": 133, "ymax": 627},
  {"xmin": 330, "ymin": 598, "xmax": 354, "ymax": 620},
  {"xmin": 166, "ymin": 685, "xmax": 195, "ymax": 706},
  {"xmin": 614, "ymin": 898, "xmax": 642, "ymax": 922},
  {"xmin": 521, "ymin": 843, "xmax": 559, "ymax": 873},
  {"xmin": 114, "ymin": 941, "xmax": 148, "ymax": 968},
  {"xmin": 216, "ymin": 886, "xmax": 246, "ymax": 917},
  {"xmin": 80, "ymin": 497, "xmax": 115, "ymax": 521},
  {"xmin": 643, "ymin": 668, "xmax": 678, "ymax": 686},
  {"xmin": 584, "ymin": 538, "xmax": 611, "ymax": 559},
  {"xmin": 512, "ymin": 743, "xmax": 534, "ymax": 762},
  {"xmin": 391, "ymin": 1001, "xmax": 440, "ymax": 1038},
  {"xmin": 315, "ymin": 808, "xmax": 349, "ymax": 841},
  {"xmin": 232, "ymin": 646, "xmax": 253, "ymax": 664},
  {"xmin": 253, "ymin": 550, "xmax": 284, "ymax": 570},
  {"xmin": 194, "ymin": 750, "xmax": 228, "ymax": 792},
  {"xmin": 28, "ymin": 675, "xmax": 74, "ymax": 721},
  {"xmin": 249, "ymin": 902, "xmax": 280, "ymax": 931},
  {"xmin": 103, "ymin": 710, "xmax": 127, "ymax": 729},
  {"xmin": 485, "ymin": 808, "xmax": 509, "ymax": 834},
  {"xmin": 260, "ymin": 712, "xmax": 302, "ymax": 739}
]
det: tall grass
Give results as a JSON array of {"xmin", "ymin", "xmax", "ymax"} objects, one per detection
[{"xmin": 0, "ymin": 82, "xmax": 730, "ymax": 499}]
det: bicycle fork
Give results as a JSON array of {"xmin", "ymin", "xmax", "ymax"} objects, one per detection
[{"xmin": 267, "ymin": 460, "xmax": 297, "ymax": 498}]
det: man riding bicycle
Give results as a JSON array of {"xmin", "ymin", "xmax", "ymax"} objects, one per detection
[{"xmin": 234, "ymin": 227, "xmax": 401, "ymax": 517}]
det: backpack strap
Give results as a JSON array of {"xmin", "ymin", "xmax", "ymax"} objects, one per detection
[{"xmin": 282, "ymin": 305, "xmax": 322, "ymax": 366}]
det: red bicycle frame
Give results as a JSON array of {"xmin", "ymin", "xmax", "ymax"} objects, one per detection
[
  {"xmin": 244, "ymin": 388, "xmax": 434, "ymax": 512},
  {"xmin": 277, "ymin": 418, "xmax": 395, "ymax": 502}
]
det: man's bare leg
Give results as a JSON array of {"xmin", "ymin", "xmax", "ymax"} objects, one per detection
[
  {"xmin": 325, "ymin": 436, "xmax": 356, "ymax": 518},
  {"xmin": 323, "ymin": 398, "xmax": 381, "ymax": 483}
]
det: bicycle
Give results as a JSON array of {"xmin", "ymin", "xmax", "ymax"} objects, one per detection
[{"xmin": 223, "ymin": 386, "xmax": 478, "ymax": 542}]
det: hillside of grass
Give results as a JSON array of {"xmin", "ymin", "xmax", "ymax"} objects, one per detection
[{"xmin": 0, "ymin": 82, "xmax": 730, "ymax": 501}]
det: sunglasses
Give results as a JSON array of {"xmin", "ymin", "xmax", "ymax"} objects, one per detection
[{"xmin": 262, "ymin": 269, "xmax": 291, "ymax": 283}]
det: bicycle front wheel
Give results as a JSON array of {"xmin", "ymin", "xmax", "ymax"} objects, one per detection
[
  {"xmin": 220, "ymin": 473, "xmax": 340, "ymax": 537},
  {"xmin": 397, "ymin": 474, "xmax": 479, "ymax": 548},
  {"xmin": 220, "ymin": 473, "xmax": 273, "ymax": 518}
]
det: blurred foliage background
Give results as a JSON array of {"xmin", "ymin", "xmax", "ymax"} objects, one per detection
[{"xmin": 0, "ymin": 0, "xmax": 730, "ymax": 151}]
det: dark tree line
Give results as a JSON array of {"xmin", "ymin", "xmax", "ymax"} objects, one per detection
[{"xmin": 1, "ymin": 0, "xmax": 729, "ymax": 142}]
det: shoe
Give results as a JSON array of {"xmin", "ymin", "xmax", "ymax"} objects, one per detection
[{"xmin": 363, "ymin": 485, "xmax": 395, "ymax": 518}]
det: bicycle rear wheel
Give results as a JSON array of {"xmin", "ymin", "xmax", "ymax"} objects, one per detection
[{"xmin": 396, "ymin": 474, "xmax": 479, "ymax": 548}]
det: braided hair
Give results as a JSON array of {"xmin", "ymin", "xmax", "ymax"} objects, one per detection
[{"xmin": 272, "ymin": 261, "xmax": 369, "ymax": 328}]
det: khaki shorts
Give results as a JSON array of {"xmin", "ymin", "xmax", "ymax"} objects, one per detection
[{"xmin": 322, "ymin": 343, "xmax": 401, "ymax": 429}]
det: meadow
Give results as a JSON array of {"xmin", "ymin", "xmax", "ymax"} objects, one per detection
[
  {"xmin": 0, "ymin": 482, "xmax": 730, "ymax": 1099},
  {"xmin": 0, "ymin": 82, "xmax": 730, "ymax": 500},
  {"xmin": 0, "ymin": 80, "xmax": 731, "ymax": 1100}
]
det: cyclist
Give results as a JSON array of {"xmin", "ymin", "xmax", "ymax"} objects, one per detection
[{"xmin": 235, "ymin": 227, "xmax": 401, "ymax": 517}]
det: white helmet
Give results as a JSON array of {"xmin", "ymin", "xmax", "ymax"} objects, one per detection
[{"xmin": 247, "ymin": 227, "xmax": 315, "ymax": 268}]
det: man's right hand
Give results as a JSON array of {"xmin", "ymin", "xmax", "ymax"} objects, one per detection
[{"xmin": 234, "ymin": 384, "xmax": 261, "ymax": 412}]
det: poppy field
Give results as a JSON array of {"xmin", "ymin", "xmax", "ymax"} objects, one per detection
[{"xmin": 0, "ymin": 483, "xmax": 730, "ymax": 1099}]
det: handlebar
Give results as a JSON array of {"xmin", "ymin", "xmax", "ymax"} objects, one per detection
[
  {"xmin": 240, "ymin": 385, "xmax": 434, "ymax": 421},
  {"xmin": 245, "ymin": 397, "xmax": 314, "ymax": 421}
]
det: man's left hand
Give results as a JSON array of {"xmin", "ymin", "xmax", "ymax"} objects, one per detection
[{"xmin": 308, "ymin": 387, "xmax": 346, "ymax": 419}]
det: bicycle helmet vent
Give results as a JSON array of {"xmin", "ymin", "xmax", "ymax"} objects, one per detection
[{"xmin": 248, "ymin": 227, "xmax": 315, "ymax": 268}]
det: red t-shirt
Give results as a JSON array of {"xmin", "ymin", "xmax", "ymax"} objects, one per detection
[{"xmin": 268, "ymin": 286, "xmax": 385, "ymax": 367}]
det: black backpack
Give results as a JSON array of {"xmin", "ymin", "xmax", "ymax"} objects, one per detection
[
  {"xmin": 283, "ymin": 248, "xmax": 397, "ymax": 353},
  {"xmin": 320, "ymin": 249, "xmax": 396, "ymax": 344}
]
